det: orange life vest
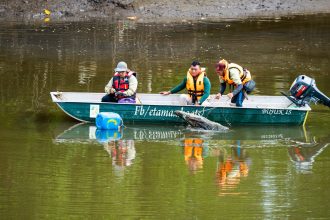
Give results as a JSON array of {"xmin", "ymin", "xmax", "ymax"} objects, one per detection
[
  {"xmin": 220, "ymin": 63, "xmax": 251, "ymax": 85},
  {"xmin": 184, "ymin": 138, "xmax": 203, "ymax": 161},
  {"xmin": 186, "ymin": 68, "xmax": 206, "ymax": 101}
]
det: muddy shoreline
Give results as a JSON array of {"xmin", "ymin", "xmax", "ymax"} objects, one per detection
[{"xmin": 1, "ymin": 0, "xmax": 330, "ymax": 23}]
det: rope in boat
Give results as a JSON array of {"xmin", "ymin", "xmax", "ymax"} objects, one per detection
[{"xmin": 201, "ymin": 97, "xmax": 232, "ymax": 127}]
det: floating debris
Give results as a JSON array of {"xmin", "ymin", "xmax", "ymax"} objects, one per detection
[
  {"xmin": 127, "ymin": 16, "xmax": 137, "ymax": 20},
  {"xmin": 44, "ymin": 9, "xmax": 51, "ymax": 15}
]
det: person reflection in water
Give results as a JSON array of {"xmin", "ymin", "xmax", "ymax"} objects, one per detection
[
  {"xmin": 182, "ymin": 138, "xmax": 209, "ymax": 174},
  {"xmin": 104, "ymin": 140, "xmax": 136, "ymax": 173},
  {"xmin": 215, "ymin": 142, "xmax": 250, "ymax": 191}
]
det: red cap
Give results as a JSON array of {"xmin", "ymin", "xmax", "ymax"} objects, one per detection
[{"xmin": 216, "ymin": 63, "xmax": 226, "ymax": 71}]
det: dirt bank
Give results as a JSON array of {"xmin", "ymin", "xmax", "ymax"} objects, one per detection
[{"xmin": 1, "ymin": 0, "xmax": 330, "ymax": 23}]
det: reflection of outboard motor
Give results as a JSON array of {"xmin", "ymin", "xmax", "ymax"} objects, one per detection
[{"xmin": 282, "ymin": 75, "xmax": 330, "ymax": 107}]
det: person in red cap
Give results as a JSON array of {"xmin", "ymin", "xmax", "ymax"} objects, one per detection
[{"xmin": 215, "ymin": 59, "xmax": 255, "ymax": 107}]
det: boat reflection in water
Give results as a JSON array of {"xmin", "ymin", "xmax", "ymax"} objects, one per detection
[
  {"xmin": 55, "ymin": 123, "xmax": 329, "ymax": 183},
  {"xmin": 287, "ymin": 136, "xmax": 330, "ymax": 174},
  {"xmin": 55, "ymin": 122, "xmax": 185, "ymax": 143},
  {"xmin": 55, "ymin": 123, "xmax": 185, "ymax": 176},
  {"xmin": 55, "ymin": 123, "xmax": 310, "ymax": 144}
]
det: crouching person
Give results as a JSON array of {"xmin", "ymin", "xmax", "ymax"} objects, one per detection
[
  {"xmin": 101, "ymin": 61, "xmax": 137, "ymax": 103},
  {"xmin": 215, "ymin": 59, "xmax": 256, "ymax": 107}
]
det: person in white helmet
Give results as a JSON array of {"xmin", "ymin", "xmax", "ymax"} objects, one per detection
[{"xmin": 101, "ymin": 61, "xmax": 138, "ymax": 103}]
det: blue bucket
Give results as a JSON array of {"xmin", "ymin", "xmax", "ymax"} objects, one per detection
[{"xmin": 95, "ymin": 112, "xmax": 123, "ymax": 130}]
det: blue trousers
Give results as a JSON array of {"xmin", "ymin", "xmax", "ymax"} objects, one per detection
[
  {"xmin": 231, "ymin": 80, "xmax": 256, "ymax": 107},
  {"xmin": 231, "ymin": 90, "xmax": 245, "ymax": 107}
]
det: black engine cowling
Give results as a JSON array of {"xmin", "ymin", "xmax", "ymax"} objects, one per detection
[{"xmin": 282, "ymin": 75, "xmax": 330, "ymax": 107}]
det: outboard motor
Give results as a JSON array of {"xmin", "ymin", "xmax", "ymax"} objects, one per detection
[{"xmin": 282, "ymin": 75, "xmax": 330, "ymax": 107}]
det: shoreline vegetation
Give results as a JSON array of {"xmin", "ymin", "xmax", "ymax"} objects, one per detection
[{"xmin": 0, "ymin": 0, "xmax": 330, "ymax": 23}]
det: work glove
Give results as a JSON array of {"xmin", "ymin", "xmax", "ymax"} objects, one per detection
[
  {"xmin": 115, "ymin": 91, "xmax": 126, "ymax": 97},
  {"xmin": 109, "ymin": 88, "xmax": 116, "ymax": 94}
]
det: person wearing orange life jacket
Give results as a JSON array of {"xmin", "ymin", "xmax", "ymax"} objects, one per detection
[
  {"xmin": 160, "ymin": 61, "xmax": 211, "ymax": 106},
  {"xmin": 215, "ymin": 59, "xmax": 256, "ymax": 107},
  {"xmin": 101, "ymin": 61, "xmax": 138, "ymax": 103}
]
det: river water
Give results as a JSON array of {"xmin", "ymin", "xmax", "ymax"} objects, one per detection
[{"xmin": 0, "ymin": 15, "xmax": 330, "ymax": 218}]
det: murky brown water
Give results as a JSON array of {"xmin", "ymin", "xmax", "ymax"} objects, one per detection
[{"xmin": 0, "ymin": 15, "xmax": 330, "ymax": 218}]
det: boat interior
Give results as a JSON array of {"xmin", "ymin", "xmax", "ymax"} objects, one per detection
[{"xmin": 50, "ymin": 92, "xmax": 311, "ymax": 110}]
